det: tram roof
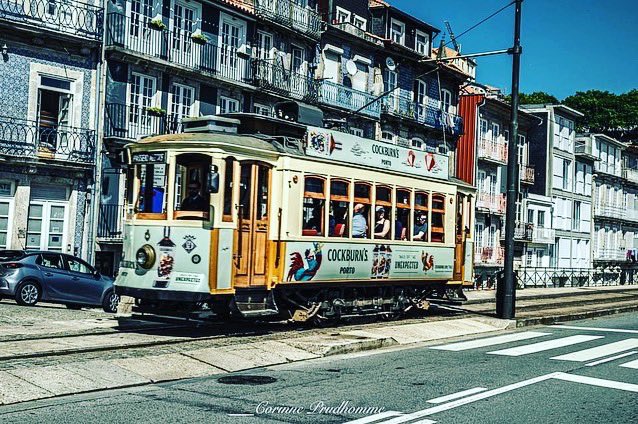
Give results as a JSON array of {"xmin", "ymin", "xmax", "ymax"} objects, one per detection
[{"xmin": 130, "ymin": 132, "xmax": 304, "ymax": 156}]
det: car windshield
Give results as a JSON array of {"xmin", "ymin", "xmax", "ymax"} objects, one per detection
[{"xmin": 0, "ymin": 250, "xmax": 25, "ymax": 262}]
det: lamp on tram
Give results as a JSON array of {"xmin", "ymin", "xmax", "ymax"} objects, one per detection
[{"xmin": 274, "ymin": 101, "xmax": 323, "ymax": 127}]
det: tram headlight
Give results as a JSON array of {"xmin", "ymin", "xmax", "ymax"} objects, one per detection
[{"xmin": 136, "ymin": 244, "xmax": 156, "ymax": 270}]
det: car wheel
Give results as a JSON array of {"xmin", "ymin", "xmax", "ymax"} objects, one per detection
[
  {"xmin": 66, "ymin": 304, "xmax": 82, "ymax": 310},
  {"xmin": 15, "ymin": 281, "xmax": 41, "ymax": 306},
  {"xmin": 102, "ymin": 290, "xmax": 120, "ymax": 313}
]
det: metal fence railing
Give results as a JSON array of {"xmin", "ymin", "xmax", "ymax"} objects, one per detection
[
  {"xmin": 253, "ymin": 59, "xmax": 318, "ymax": 103},
  {"xmin": 381, "ymin": 92, "xmax": 464, "ymax": 135},
  {"xmin": 0, "ymin": 115, "xmax": 95, "ymax": 164},
  {"xmin": 254, "ymin": 0, "xmax": 322, "ymax": 39},
  {"xmin": 0, "ymin": 0, "xmax": 103, "ymax": 40},
  {"xmin": 104, "ymin": 103, "xmax": 182, "ymax": 140},
  {"xmin": 473, "ymin": 267, "xmax": 638, "ymax": 290},
  {"xmin": 97, "ymin": 204, "xmax": 125, "ymax": 240}
]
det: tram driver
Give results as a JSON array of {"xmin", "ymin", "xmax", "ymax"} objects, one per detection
[{"xmin": 180, "ymin": 181, "xmax": 209, "ymax": 212}]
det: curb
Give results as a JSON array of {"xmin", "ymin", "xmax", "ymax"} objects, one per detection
[
  {"xmin": 515, "ymin": 303, "xmax": 638, "ymax": 327},
  {"xmin": 465, "ymin": 286, "xmax": 638, "ymax": 305}
]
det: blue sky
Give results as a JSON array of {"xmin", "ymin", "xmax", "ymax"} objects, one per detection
[{"xmin": 391, "ymin": 0, "xmax": 638, "ymax": 100}]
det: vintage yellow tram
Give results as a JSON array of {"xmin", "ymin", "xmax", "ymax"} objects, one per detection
[{"xmin": 115, "ymin": 113, "xmax": 475, "ymax": 322}]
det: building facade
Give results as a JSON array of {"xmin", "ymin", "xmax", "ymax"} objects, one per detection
[
  {"xmin": 0, "ymin": 0, "xmax": 102, "ymax": 258},
  {"xmin": 524, "ymin": 104, "xmax": 593, "ymax": 269},
  {"xmin": 458, "ymin": 87, "xmax": 541, "ymax": 282}
]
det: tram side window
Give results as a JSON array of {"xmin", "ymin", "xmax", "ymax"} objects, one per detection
[
  {"xmin": 374, "ymin": 185, "xmax": 392, "ymax": 239},
  {"xmin": 353, "ymin": 182, "xmax": 371, "ymax": 238},
  {"xmin": 222, "ymin": 157, "xmax": 235, "ymax": 221},
  {"xmin": 136, "ymin": 164, "xmax": 167, "ymax": 214},
  {"xmin": 396, "ymin": 188, "xmax": 411, "ymax": 240},
  {"xmin": 431, "ymin": 193, "xmax": 446, "ymax": 243},
  {"xmin": 302, "ymin": 177, "xmax": 325, "ymax": 236},
  {"xmin": 329, "ymin": 179, "xmax": 349, "ymax": 237},
  {"xmin": 174, "ymin": 153, "xmax": 211, "ymax": 219},
  {"xmin": 413, "ymin": 191, "xmax": 429, "ymax": 241}
]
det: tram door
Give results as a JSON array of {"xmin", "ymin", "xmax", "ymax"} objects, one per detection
[
  {"xmin": 454, "ymin": 193, "xmax": 466, "ymax": 281},
  {"xmin": 234, "ymin": 162, "xmax": 270, "ymax": 287}
]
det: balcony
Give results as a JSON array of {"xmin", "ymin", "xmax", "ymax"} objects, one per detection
[
  {"xmin": 595, "ymin": 248, "xmax": 626, "ymax": 261},
  {"xmin": 477, "ymin": 137, "xmax": 507, "ymax": 164},
  {"xmin": 476, "ymin": 192, "xmax": 506, "ymax": 214},
  {"xmin": 254, "ymin": 0, "xmax": 322, "ymax": 39},
  {"xmin": 104, "ymin": 103, "xmax": 182, "ymax": 141},
  {"xmin": 531, "ymin": 226, "xmax": 555, "ymax": 244},
  {"xmin": 623, "ymin": 167, "xmax": 638, "ymax": 184},
  {"xmin": 0, "ymin": 115, "xmax": 95, "ymax": 165},
  {"xmin": 574, "ymin": 140, "xmax": 596, "ymax": 160},
  {"xmin": 106, "ymin": 13, "xmax": 252, "ymax": 85},
  {"xmin": 97, "ymin": 204, "xmax": 125, "ymax": 241},
  {"xmin": 475, "ymin": 246, "xmax": 504, "ymax": 266},
  {"xmin": 381, "ymin": 93, "xmax": 464, "ymax": 135},
  {"xmin": 521, "ymin": 164, "xmax": 535, "ymax": 184},
  {"xmin": 318, "ymin": 80, "xmax": 380, "ymax": 119},
  {"xmin": 0, "ymin": 0, "xmax": 103, "ymax": 40},
  {"xmin": 500, "ymin": 223, "xmax": 533, "ymax": 242},
  {"xmin": 594, "ymin": 203, "xmax": 623, "ymax": 219},
  {"xmin": 253, "ymin": 60, "xmax": 318, "ymax": 103},
  {"xmin": 330, "ymin": 21, "xmax": 383, "ymax": 46}
]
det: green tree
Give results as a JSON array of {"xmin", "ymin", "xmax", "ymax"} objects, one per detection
[
  {"xmin": 505, "ymin": 91, "xmax": 559, "ymax": 105},
  {"xmin": 563, "ymin": 90, "xmax": 622, "ymax": 131}
]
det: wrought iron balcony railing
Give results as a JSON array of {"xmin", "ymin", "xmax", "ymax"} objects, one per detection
[
  {"xmin": 330, "ymin": 21, "xmax": 383, "ymax": 46},
  {"xmin": 594, "ymin": 203, "xmax": 623, "ymax": 219},
  {"xmin": 318, "ymin": 80, "xmax": 380, "ymax": 119},
  {"xmin": 97, "ymin": 204, "xmax": 125, "ymax": 241},
  {"xmin": 254, "ymin": 0, "xmax": 322, "ymax": 39},
  {"xmin": 477, "ymin": 137, "xmax": 507, "ymax": 163},
  {"xmin": 532, "ymin": 226, "xmax": 555, "ymax": 244},
  {"xmin": 0, "ymin": 115, "xmax": 95, "ymax": 164},
  {"xmin": 476, "ymin": 192, "xmax": 506, "ymax": 214},
  {"xmin": 104, "ymin": 103, "xmax": 183, "ymax": 140},
  {"xmin": 622, "ymin": 166, "xmax": 638, "ymax": 184},
  {"xmin": 253, "ymin": 59, "xmax": 318, "ymax": 103},
  {"xmin": 516, "ymin": 267, "xmax": 637, "ymax": 288},
  {"xmin": 106, "ymin": 13, "xmax": 252, "ymax": 84},
  {"xmin": 521, "ymin": 164, "xmax": 535, "ymax": 184},
  {"xmin": 474, "ymin": 246, "xmax": 504, "ymax": 266},
  {"xmin": 381, "ymin": 92, "xmax": 463, "ymax": 135},
  {"xmin": 0, "ymin": 0, "xmax": 103, "ymax": 40}
]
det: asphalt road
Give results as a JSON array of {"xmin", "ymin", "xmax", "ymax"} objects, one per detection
[{"xmin": 1, "ymin": 314, "xmax": 637, "ymax": 424}]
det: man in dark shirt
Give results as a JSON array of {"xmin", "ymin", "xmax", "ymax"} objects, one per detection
[
  {"xmin": 180, "ymin": 182, "xmax": 208, "ymax": 212},
  {"xmin": 413, "ymin": 213, "xmax": 428, "ymax": 241}
]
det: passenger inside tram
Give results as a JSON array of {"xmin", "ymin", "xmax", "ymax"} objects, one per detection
[
  {"xmin": 173, "ymin": 153, "xmax": 211, "ymax": 218},
  {"xmin": 374, "ymin": 206, "xmax": 390, "ymax": 239},
  {"xmin": 329, "ymin": 202, "xmax": 348, "ymax": 237},
  {"xmin": 413, "ymin": 213, "xmax": 428, "ymax": 241},
  {"xmin": 352, "ymin": 203, "xmax": 368, "ymax": 238}
]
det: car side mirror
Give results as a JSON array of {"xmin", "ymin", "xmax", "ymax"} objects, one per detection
[
  {"xmin": 93, "ymin": 270, "xmax": 101, "ymax": 278},
  {"xmin": 207, "ymin": 165, "xmax": 219, "ymax": 194}
]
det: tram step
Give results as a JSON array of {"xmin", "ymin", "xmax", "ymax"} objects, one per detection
[{"xmin": 233, "ymin": 291, "xmax": 279, "ymax": 318}]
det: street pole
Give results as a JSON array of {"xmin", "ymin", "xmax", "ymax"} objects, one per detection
[{"xmin": 497, "ymin": 0, "xmax": 523, "ymax": 319}]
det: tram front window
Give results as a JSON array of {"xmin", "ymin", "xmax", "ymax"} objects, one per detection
[
  {"xmin": 174, "ymin": 153, "xmax": 212, "ymax": 219},
  {"xmin": 136, "ymin": 164, "xmax": 167, "ymax": 214},
  {"xmin": 302, "ymin": 177, "xmax": 325, "ymax": 236}
]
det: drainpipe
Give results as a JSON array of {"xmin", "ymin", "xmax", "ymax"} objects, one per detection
[{"xmin": 86, "ymin": 10, "xmax": 108, "ymax": 265}]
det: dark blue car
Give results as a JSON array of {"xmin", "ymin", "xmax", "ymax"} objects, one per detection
[{"xmin": 0, "ymin": 250, "xmax": 119, "ymax": 313}]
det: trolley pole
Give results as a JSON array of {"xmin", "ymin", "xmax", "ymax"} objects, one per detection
[{"xmin": 497, "ymin": 0, "xmax": 523, "ymax": 319}]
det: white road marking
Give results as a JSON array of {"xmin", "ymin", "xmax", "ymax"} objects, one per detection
[
  {"xmin": 343, "ymin": 411, "xmax": 404, "ymax": 423},
  {"xmin": 550, "ymin": 325, "xmax": 638, "ymax": 334},
  {"xmin": 487, "ymin": 335, "xmax": 603, "ymax": 356},
  {"xmin": 372, "ymin": 373, "xmax": 561, "ymax": 424},
  {"xmin": 409, "ymin": 420, "xmax": 437, "ymax": 424},
  {"xmin": 426, "ymin": 387, "xmax": 488, "ymax": 404},
  {"xmin": 429, "ymin": 332, "xmax": 552, "ymax": 351},
  {"xmin": 552, "ymin": 373, "xmax": 638, "ymax": 392},
  {"xmin": 552, "ymin": 339, "xmax": 638, "ymax": 362},
  {"xmin": 227, "ymin": 413, "xmax": 255, "ymax": 417},
  {"xmin": 585, "ymin": 351, "xmax": 637, "ymax": 367},
  {"xmin": 620, "ymin": 358, "xmax": 638, "ymax": 369}
]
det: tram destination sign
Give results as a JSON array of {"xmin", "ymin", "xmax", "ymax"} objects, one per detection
[
  {"xmin": 131, "ymin": 151, "xmax": 167, "ymax": 164},
  {"xmin": 305, "ymin": 127, "xmax": 449, "ymax": 180}
]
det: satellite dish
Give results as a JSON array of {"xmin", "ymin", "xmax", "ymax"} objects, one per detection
[
  {"xmin": 385, "ymin": 56, "xmax": 396, "ymax": 71},
  {"xmin": 345, "ymin": 59, "xmax": 358, "ymax": 76}
]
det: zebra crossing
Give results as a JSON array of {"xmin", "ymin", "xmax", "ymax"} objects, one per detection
[{"xmin": 429, "ymin": 327, "xmax": 638, "ymax": 368}]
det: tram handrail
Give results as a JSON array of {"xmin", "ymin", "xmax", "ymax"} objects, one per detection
[
  {"xmin": 276, "ymin": 208, "xmax": 283, "ymax": 267},
  {"xmin": 236, "ymin": 204, "xmax": 244, "ymax": 265}
]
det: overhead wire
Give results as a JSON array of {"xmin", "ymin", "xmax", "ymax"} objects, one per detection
[{"xmin": 442, "ymin": 0, "xmax": 516, "ymax": 49}]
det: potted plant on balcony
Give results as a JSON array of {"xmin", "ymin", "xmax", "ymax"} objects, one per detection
[
  {"xmin": 190, "ymin": 31, "xmax": 208, "ymax": 45},
  {"xmin": 146, "ymin": 106, "xmax": 166, "ymax": 117},
  {"xmin": 149, "ymin": 18, "xmax": 166, "ymax": 31}
]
